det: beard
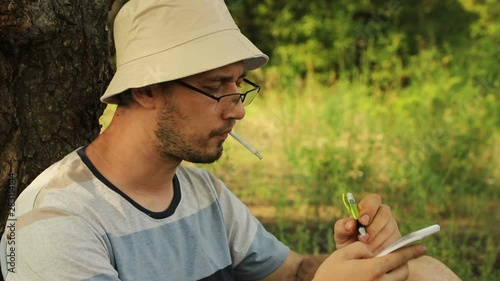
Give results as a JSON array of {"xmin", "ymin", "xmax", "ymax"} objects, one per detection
[{"xmin": 153, "ymin": 102, "xmax": 230, "ymax": 164}]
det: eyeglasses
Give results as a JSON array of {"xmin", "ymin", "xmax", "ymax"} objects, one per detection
[{"xmin": 175, "ymin": 78, "xmax": 261, "ymax": 110}]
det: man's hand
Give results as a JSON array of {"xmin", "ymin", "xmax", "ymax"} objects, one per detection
[
  {"xmin": 334, "ymin": 194, "xmax": 401, "ymax": 254},
  {"xmin": 313, "ymin": 242, "xmax": 427, "ymax": 281}
]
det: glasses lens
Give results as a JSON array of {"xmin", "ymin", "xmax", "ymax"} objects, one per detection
[
  {"xmin": 242, "ymin": 88, "xmax": 259, "ymax": 106},
  {"xmin": 217, "ymin": 94, "xmax": 242, "ymax": 110},
  {"xmin": 214, "ymin": 80, "xmax": 260, "ymax": 110}
]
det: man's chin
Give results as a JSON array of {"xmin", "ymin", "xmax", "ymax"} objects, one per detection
[{"xmin": 186, "ymin": 147, "xmax": 223, "ymax": 164}]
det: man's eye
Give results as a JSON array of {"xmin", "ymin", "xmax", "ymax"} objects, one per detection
[{"xmin": 204, "ymin": 86, "xmax": 219, "ymax": 94}]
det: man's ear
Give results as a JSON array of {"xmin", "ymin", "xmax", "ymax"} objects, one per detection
[{"xmin": 131, "ymin": 87, "xmax": 156, "ymax": 109}]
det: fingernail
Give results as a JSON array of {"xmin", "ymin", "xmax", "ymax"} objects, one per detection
[
  {"xmin": 359, "ymin": 232, "xmax": 369, "ymax": 242},
  {"xmin": 360, "ymin": 215, "xmax": 370, "ymax": 225},
  {"xmin": 345, "ymin": 220, "xmax": 355, "ymax": 231}
]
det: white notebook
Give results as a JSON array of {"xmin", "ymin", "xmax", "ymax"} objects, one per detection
[{"xmin": 375, "ymin": 224, "xmax": 440, "ymax": 257}]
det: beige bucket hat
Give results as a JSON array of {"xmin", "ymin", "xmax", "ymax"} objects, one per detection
[{"xmin": 101, "ymin": 0, "xmax": 269, "ymax": 103}]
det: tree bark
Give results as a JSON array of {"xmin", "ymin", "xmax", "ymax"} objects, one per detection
[{"xmin": 0, "ymin": 0, "xmax": 114, "ymax": 265}]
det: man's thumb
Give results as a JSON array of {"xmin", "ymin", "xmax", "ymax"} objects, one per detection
[{"xmin": 334, "ymin": 217, "xmax": 358, "ymax": 248}]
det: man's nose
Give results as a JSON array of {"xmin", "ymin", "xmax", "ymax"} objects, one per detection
[{"xmin": 221, "ymin": 98, "xmax": 245, "ymax": 120}]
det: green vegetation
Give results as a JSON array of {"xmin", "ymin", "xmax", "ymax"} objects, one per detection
[
  {"xmin": 208, "ymin": 67, "xmax": 499, "ymax": 279},
  {"xmin": 101, "ymin": 0, "xmax": 499, "ymax": 279}
]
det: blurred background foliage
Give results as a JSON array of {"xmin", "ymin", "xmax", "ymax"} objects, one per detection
[
  {"xmin": 229, "ymin": 0, "xmax": 498, "ymax": 90},
  {"xmin": 102, "ymin": 0, "xmax": 499, "ymax": 279}
]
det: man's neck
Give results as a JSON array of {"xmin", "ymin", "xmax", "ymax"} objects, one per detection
[{"xmin": 85, "ymin": 122, "xmax": 180, "ymax": 212}]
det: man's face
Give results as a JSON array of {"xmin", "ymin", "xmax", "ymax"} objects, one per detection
[{"xmin": 153, "ymin": 62, "xmax": 246, "ymax": 163}]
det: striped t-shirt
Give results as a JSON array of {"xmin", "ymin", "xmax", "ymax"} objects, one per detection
[{"xmin": 0, "ymin": 147, "xmax": 289, "ymax": 280}]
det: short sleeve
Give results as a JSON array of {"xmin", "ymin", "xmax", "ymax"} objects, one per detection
[{"xmin": 215, "ymin": 181, "xmax": 289, "ymax": 280}]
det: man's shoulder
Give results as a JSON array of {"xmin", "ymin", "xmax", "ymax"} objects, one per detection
[
  {"xmin": 177, "ymin": 164, "xmax": 227, "ymax": 194},
  {"xmin": 16, "ymin": 148, "xmax": 96, "ymax": 216},
  {"xmin": 176, "ymin": 164, "xmax": 222, "ymax": 185}
]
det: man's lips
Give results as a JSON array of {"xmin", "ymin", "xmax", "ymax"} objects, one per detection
[{"xmin": 214, "ymin": 128, "xmax": 233, "ymax": 140}]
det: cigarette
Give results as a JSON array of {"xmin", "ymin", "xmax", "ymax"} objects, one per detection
[{"xmin": 229, "ymin": 131, "xmax": 263, "ymax": 159}]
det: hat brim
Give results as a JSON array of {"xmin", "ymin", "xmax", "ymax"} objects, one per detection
[{"xmin": 101, "ymin": 29, "xmax": 268, "ymax": 104}]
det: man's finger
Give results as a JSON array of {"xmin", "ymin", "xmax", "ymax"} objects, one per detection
[
  {"xmin": 378, "ymin": 245, "xmax": 427, "ymax": 273},
  {"xmin": 337, "ymin": 241, "xmax": 375, "ymax": 260},
  {"xmin": 334, "ymin": 218, "xmax": 358, "ymax": 246},
  {"xmin": 358, "ymin": 194, "xmax": 382, "ymax": 225}
]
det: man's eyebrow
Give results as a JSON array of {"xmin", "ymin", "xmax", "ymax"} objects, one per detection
[{"xmin": 205, "ymin": 72, "xmax": 247, "ymax": 82}]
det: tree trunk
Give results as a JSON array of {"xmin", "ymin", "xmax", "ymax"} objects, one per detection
[{"xmin": 0, "ymin": 0, "xmax": 114, "ymax": 267}]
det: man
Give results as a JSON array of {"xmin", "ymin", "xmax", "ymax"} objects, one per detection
[{"xmin": 1, "ymin": 0, "xmax": 460, "ymax": 280}]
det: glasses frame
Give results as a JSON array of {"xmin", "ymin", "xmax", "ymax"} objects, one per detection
[{"xmin": 175, "ymin": 78, "xmax": 261, "ymax": 109}]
